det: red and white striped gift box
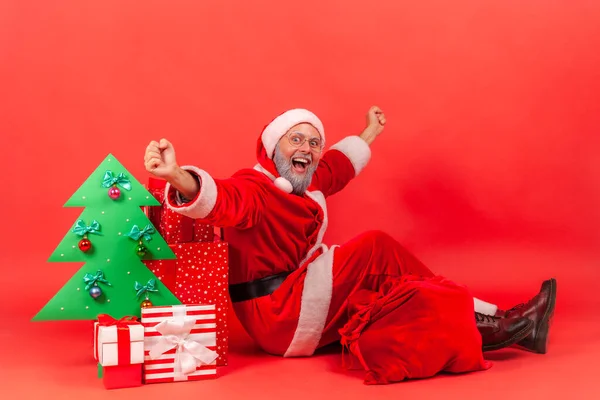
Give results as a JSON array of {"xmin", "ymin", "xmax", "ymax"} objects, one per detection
[{"xmin": 141, "ymin": 304, "xmax": 218, "ymax": 384}]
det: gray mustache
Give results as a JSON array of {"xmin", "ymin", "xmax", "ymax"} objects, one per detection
[{"xmin": 291, "ymin": 153, "xmax": 312, "ymax": 162}]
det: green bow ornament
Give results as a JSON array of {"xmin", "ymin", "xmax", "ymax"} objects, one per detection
[
  {"xmin": 127, "ymin": 224, "xmax": 155, "ymax": 242},
  {"xmin": 72, "ymin": 219, "xmax": 103, "ymax": 237},
  {"xmin": 83, "ymin": 270, "xmax": 112, "ymax": 291},
  {"xmin": 102, "ymin": 170, "xmax": 132, "ymax": 191},
  {"xmin": 135, "ymin": 279, "xmax": 158, "ymax": 299}
]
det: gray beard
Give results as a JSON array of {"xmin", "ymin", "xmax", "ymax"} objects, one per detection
[{"xmin": 273, "ymin": 144, "xmax": 317, "ymax": 195}]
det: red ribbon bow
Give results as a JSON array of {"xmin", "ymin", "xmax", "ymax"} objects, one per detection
[
  {"xmin": 98, "ymin": 314, "xmax": 139, "ymax": 326},
  {"xmin": 96, "ymin": 314, "xmax": 140, "ymax": 366}
]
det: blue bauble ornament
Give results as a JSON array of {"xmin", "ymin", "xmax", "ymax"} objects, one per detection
[{"xmin": 89, "ymin": 285, "xmax": 102, "ymax": 299}]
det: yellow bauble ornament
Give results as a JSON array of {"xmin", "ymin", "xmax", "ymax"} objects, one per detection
[{"xmin": 141, "ymin": 299, "xmax": 153, "ymax": 308}]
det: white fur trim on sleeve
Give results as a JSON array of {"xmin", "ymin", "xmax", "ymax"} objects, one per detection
[
  {"xmin": 165, "ymin": 166, "xmax": 217, "ymax": 219},
  {"xmin": 330, "ymin": 136, "xmax": 371, "ymax": 176},
  {"xmin": 283, "ymin": 244, "xmax": 336, "ymax": 357}
]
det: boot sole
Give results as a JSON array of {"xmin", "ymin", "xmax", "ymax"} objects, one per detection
[
  {"xmin": 482, "ymin": 319, "xmax": 534, "ymax": 352},
  {"xmin": 518, "ymin": 278, "xmax": 557, "ymax": 354}
]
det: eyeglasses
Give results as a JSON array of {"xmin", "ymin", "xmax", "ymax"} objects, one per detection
[{"xmin": 286, "ymin": 131, "xmax": 323, "ymax": 152}]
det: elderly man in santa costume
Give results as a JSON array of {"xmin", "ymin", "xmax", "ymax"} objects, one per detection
[{"xmin": 144, "ymin": 106, "xmax": 556, "ymax": 382}]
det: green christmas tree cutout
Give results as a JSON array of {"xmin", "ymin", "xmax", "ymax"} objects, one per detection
[{"xmin": 32, "ymin": 154, "xmax": 181, "ymax": 321}]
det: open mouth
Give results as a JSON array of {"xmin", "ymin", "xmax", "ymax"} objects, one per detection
[{"xmin": 291, "ymin": 157, "xmax": 310, "ymax": 173}]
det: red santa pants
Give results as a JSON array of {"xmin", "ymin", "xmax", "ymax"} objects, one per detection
[
  {"xmin": 317, "ymin": 230, "xmax": 437, "ymax": 348},
  {"xmin": 233, "ymin": 230, "xmax": 491, "ymax": 356}
]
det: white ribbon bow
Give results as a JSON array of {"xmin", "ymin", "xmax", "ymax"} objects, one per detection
[{"xmin": 149, "ymin": 309, "xmax": 218, "ymax": 379}]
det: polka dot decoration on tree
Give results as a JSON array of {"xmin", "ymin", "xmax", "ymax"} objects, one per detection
[{"xmin": 143, "ymin": 241, "xmax": 229, "ymax": 366}]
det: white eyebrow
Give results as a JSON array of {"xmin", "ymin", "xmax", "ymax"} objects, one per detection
[{"xmin": 290, "ymin": 131, "xmax": 321, "ymax": 140}]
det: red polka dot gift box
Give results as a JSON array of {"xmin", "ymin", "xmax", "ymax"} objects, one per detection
[
  {"xmin": 144, "ymin": 177, "xmax": 215, "ymax": 244},
  {"xmin": 143, "ymin": 241, "xmax": 229, "ymax": 366}
]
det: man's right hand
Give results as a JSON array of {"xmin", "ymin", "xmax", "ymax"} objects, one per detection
[
  {"xmin": 145, "ymin": 138, "xmax": 178, "ymax": 180},
  {"xmin": 144, "ymin": 138, "xmax": 201, "ymax": 200}
]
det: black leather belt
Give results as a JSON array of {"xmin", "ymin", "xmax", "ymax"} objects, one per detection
[{"xmin": 228, "ymin": 271, "xmax": 292, "ymax": 303}]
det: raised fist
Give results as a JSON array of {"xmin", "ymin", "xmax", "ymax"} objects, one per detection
[
  {"xmin": 144, "ymin": 138, "xmax": 178, "ymax": 180},
  {"xmin": 366, "ymin": 106, "xmax": 386, "ymax": 136}
]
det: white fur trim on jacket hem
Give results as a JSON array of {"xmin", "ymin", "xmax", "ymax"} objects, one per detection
[
  {"xmin": 284, "ymin": 244, "xmax": 336, "ymax": 357},
  {"xmin": 300, "ymin": 191, "xmax": 328, "ymax": 265},
  {"xmin": 330, "ymin": 136, "xmax": 371, "ymax": 176},
  {"xmin": 165, "ymin": 166, "xmax": 217, "ymax": 219}
]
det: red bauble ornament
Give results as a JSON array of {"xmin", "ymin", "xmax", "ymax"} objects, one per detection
[
  {"xmin": 79, "ymin": 238, "xmax": 92, "ymax": 252},
  {"xmin": 108, "ymin": 186, "xmax": 121, "ymax": 200}
]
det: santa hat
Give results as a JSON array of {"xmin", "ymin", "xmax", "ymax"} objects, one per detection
[{"xmin": 256, "ymin": 109, "xmax": 325, "ymax": 193}]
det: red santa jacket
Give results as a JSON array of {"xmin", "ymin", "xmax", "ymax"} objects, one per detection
[{"xmin": 166, "ymin": 135, "xmax": 371, "ymax": 356}]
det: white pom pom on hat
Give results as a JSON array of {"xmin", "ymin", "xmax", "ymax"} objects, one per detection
[
  {"xmin": 274, "ymin": 177, "xmax": 294, "ymax": 193},
  {"xmin": 261, "ymin": 108, "xmax": 325, "ymax": 160}
]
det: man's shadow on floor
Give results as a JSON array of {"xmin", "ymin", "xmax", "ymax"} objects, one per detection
[{"xmin": 316, "ymin": 340, "xmax": 529, "ymax": 383}]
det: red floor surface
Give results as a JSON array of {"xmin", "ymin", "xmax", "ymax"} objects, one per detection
[
  {"xmin": 3, "ymin": 246, "xmax": 598, "ymax": 399},
  {"xmin": 2, "ymin": 1, "xmax": 599, "ymax": 398}
]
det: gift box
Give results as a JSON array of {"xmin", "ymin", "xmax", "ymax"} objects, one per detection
[
  {"xmin": 146, "ymin": 177, "xmax": 194, "ymax": 244},
  {"xmin": 141, "ymin": 304, "xmax": 218, "ymax": 384},
  {"xmin": 143, "ymin": 241, "xmax": 229, "ymax": 366},
  {"xmin": 145, "ymin": 177, "xmax": 214, "ymax": 243},
  {"xmin": 93, "ymin": 314, "xmax": 144, "ymax": 389},
  {"xmin": 194, "ymin": 221, "xmax": 215, "ymax": 243},
  {"xmin": 103, "ymin": 365, "xmax": 142, "ymax": 390}
]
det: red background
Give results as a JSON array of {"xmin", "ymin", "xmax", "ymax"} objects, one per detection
[{"xmin": 1, "ymin": 0, "xmax": 599, "ymax": 398}]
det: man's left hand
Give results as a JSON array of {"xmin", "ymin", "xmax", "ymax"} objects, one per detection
[{"xmin": 360, "ymin": 106, "xmax": 386, "ymax": 145}]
